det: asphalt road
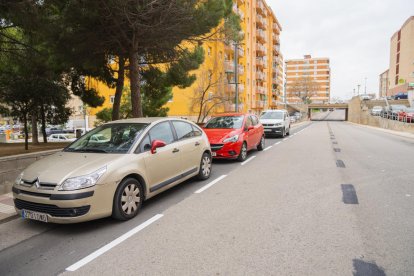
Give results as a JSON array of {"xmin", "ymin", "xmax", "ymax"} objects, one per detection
[
  {"xmin": 311, "ymin": 110, "xmax": 346, "ymax": 121},
  {"xmin": 1, "ymin": 121, "xmax": 413, "ymax": 276}
]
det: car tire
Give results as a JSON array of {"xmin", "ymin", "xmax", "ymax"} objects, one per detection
[
  {"xmin": 257, "ymin": 136, "xmax": 265, "ymax": 151},
  {"xmin": 280, "ymin": 127, "xmax": 286, "ymax": 138},
  {"xmin": 197, "ymin": 152, "xmax": 212, "ymax": 180},
  {"xmin": 112, "ymin": 178, "xmax": 144, "ymax": 221},
  {"xmin": 286, "ymin": 126, "xmax": 290, "ymax": 136},
  {"xmin": 237, "ymin": 142, "xmax": 248, "ymax": 162}
]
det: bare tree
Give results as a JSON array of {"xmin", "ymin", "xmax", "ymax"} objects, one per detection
[
  {"xmin": 288, "ymin": 76, "xmax": 321, "ymax": 104},
  {"xmin": 190, "ymin": 69, "xmax": 231, "ymax": 123}
]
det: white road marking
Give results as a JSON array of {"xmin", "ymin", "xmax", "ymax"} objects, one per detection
[
  {"xmin": 241, "ymin": 156, "xmax": 256, "ymax": 166},
  {"xmin": 406, "ymin": 194, "xmax": 411, "ymax": 197},
  {"xmin": 66, "ymin": 214, "xmax": 164, "ymax": 272},
  {"xmin": 274, "ymin": 142, "xmax": 281, "ymax": 146},
  {"xmin": 194, "ymin": 175, "xmax": 227, "ymax": 194},
  {"xmin": 283, "ymin": 138, "xmax": 288, "ymax": 141},
  {"xmin": 264, "ymin": 146, "xmax": 272, "ymax": 151}
]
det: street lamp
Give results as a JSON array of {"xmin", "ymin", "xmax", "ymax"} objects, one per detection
[
  {"xmin": 357, "ymin": 84, "xmax": 361, "ymax": 96},
  {"xmin": 225, "ymin": 41, "xmax": 242, "ymax": 112},
  {"xmin": 364, "ymin": 77, "xmax": 367, "ymax": 95}
]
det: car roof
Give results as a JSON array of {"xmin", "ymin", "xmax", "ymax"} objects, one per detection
[
  {"xmin": 262, "ymin": 109, "xmax": 287, "ymax": 112},
  {"xmin": 211, "ymin": 113, "xmax": 247, "ymax": 117},
  {"xmin": 104, "ymin": 117, "xmax": 191, "ymax": 125}
]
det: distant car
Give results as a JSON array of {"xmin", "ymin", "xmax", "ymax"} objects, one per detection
[
  {"xmin": 203, "ymin": 113, "xmax": 265, "ymax": 162},
  {"xmin": 46, "ymin": 127, "xmax": 65, "ymax": 136},
  {"xmin": 328, "ymin": 108, "xmax": 334, "ymax": 111},
  {"xmin": 371, "ymin": 106, "xmax": 383, "ymax": 116},
  {"xmin": 397, "ymin": 108, "xmax": 414, "ymax": 123},
  {"xmin": 48, "ymin": 133, "xmax": 77, "ymax": 142},
  {"xmin": 260, "ymin": 109, "xmax": 291, "ymax": 138},
  {"xmin": 388, "ymin": 104, "xmax": 407, "ymax": 120},
  {"xmin": 360, "ymin": 94, "xmax": 371, "ymax": 100},
  {"xmin": 393, "ymin": 92, "xmax": 408, "ymax": 100}
]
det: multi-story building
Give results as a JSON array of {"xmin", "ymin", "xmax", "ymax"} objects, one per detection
[
  {"xmin": 387, "ymin": 16, "xmax": 414, "ymax": 96},
  {"xmin": 285, "ymin": 55, "xmax": 331, "ymax": 104},
  {"xmin": 166, "ymin": 0, "xmax": 283, "ymax": 120},
  {"xmin": 379, "ymin": 69, "xmax": 389, "ymax": 98}
]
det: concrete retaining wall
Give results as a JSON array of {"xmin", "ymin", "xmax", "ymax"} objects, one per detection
[{"xmin": 0, "ymin": 149, "xmax": 61, "ymax": 194}]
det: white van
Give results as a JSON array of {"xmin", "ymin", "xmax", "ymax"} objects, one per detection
[{"xmin": 259, "ymin": 109, "xmax": 290, "ymax": 137}]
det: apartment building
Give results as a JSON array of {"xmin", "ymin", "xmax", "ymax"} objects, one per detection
[
  {"xmin": 379, "ymin": 69, "xmax": 389, "ymax": 98},
  {"xmin": 166, "ymin": 0, "xmax": 283, "ymax": 119},
  {"xmin": 285, "ymin": 55, "xmax": 331, "ymax": 104},
  {"xmin": 386, "ymin": 16, "xmax": 414, "ymax": 96}
]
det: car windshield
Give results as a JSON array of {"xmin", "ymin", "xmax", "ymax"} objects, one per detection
[
  {"xmin": 64, "ymin": 123, "xmax": 148, "ymax": 154},
  {"xmin": 260, "ymin": 112, "xmax": 283, "ymax": 119},
  {"xmin": 204, "ymin": 116, "xmax": 244, "ymax": 129}
]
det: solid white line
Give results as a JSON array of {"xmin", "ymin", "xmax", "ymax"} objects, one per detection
[
  {"xmin": 264, "ymin": 146, "xmax": 272, "ymax": 151},
  {"xmin": 274, "ymin": 142, "xmax": 281, "ymax": 146},
  {"xmin": 283, "ymin": 138, "xmax": 288, "ymax": 141},
  {"xmin": 194, "ymin": 175, "xmax": 227, "ymax": 194},
  {"xmin": 66, "ymin": 214, "xmax": 164, "ymax": 272},
  {"xmin": 241, "ymin": 156, "xmax": 256, "ymax": 166}
]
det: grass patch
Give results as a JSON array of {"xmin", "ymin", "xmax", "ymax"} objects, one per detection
[{"xmin": 0, "ymin": 142, "xmax": 70, "ymax": 158}]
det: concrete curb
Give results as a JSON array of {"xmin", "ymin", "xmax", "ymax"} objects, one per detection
[{"xmin": 347, "ymin": 121, "xmax": 414, "ymax": 139}]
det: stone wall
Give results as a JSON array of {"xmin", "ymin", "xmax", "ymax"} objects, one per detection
[
  {"xmin": 347, "ymin": 97, "xmax": 414, "ymax": 133},
  {"xmin": 0, "ymin": 149, "xmax": 61, "ymax": 194}
]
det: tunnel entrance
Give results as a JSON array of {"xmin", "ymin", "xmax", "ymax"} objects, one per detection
[{"xmin": 307, "ymin": 104, "xmax": 349, "ymax": 121}]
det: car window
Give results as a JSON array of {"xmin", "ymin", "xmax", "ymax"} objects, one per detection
[
  {"xmin": 136, "ymin": 134, "xmax": 151, "ymax": 153},
  {"xmin": 260, "ymin": 112, "xmax": 283, "ymax": 119},
  {"xmin": 245, "ymin": 116, "xmax": 252, "ymax": 128},
  {"xmin": 250, "ymin": 115, "xmax": 259, "ymax": 125},
  {"xmin": 172, "ymin": 121, "xmax": 194, "ymax": 140},
  {"xmin": 148, "ymin": 122, "xmax": 175, "ymax": 145},
  {"xmin": 204, "ymin": 116, "xmax": 244, "ymax": 129},
  {"xmin": 192, "ymin": 125, "xmax": 202, "ymax": 137}
]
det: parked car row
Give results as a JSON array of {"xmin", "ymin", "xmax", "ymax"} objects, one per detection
[
  {"xmin": 12, "ymin": 110, "xmax": 291, "ymax": 224},
  {"xmin": 371, "ymin": 104, "xmax": 413, "ymax": 123}
]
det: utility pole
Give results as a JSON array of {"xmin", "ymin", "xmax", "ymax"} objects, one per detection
[
  {"xmin": 364, "ymin": 77, "xmax": 367, "ymax": 95},
  {"xmin": 234, "ymin": 42, "xmax": 239, "ymax": 112},
  {"xmin": 357, "ymin": 84, "xmax": 361, "ymax": 95},
  {"xmin": 353, "ymin": 88, "xmax": 356, "ymax": 96}
]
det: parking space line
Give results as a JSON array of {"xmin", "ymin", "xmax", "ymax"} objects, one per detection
[
  {"xmin": 264, "ymin": 146, "xmax": 272, "ymax": 151},
  {"xmin": 274, "ymin": 141, "xmax": 281, "ymax": 146},
  {"xmin": 66, "ymin": 214, "xmax": 164, "ymax": 272},
  {"xmin": 241, "ymin": 156, "xmax": 256, "ymax": 166},
  {"xmin": 194, "ymin": 175, "xmax": 227, "ymax": 194}
]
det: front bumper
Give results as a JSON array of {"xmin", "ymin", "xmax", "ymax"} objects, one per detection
[
  {"xmin": 210, "ymin": 141, "xmax": 243, "ymax": 159},
  {"xmin": 12, "ymin": 183, "xmax": 115, "ymax": 224},
  {"xmin": 263, "ymin": 127, "xmax": 283, "ymax": 135}
]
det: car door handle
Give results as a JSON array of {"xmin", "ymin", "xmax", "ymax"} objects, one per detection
[
  {"xmin": 195, "ymin": 142, "xmax": 200, "ymax": 146},
  {"xmin": 172, "ymin": 148, "xmax": 180, "ymax": 153}
]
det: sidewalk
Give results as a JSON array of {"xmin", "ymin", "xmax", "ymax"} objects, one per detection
[{"xmin": 0, "ymin": 192, "xmax": 17, "ymax": 222}]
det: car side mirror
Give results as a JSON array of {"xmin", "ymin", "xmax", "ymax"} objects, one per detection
[{"xmin": 151, "ymin": 140, "xmax": 166, "ymax": 154}]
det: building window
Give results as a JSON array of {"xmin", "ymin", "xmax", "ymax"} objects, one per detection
[
  {"xmin": 110, "ymin": 95, "xmax": 115, "ymax": 104},
  {"xmin": 397, "ymin": 53, "xmax": 400, "ymax": 63},
  {"xmin": 396, "ymin": 64, "xmax": 399, "ymax": 75},
  {"xmin": 397, "ymin": 42, "xmax": 400, "ymax": 52},
  {"xmin": 395, "ymin": 76, "xmax": 398, "ymax": 85}
]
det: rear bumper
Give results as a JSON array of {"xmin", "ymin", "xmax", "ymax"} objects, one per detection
[{"xmin": 264, "ymin": 127, "xmax": 283, "ymax": 135}]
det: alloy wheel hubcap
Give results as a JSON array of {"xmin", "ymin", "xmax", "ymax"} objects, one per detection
[
  {"xmin": 202, "ymin": 156, "xmax": 211, "ymax": 176},
  {"xmin": 242, "ymin": 144, "xmax": 247, "ymax": 159},
  {"xmin": 121, "ymin": 184, "xmax": 140, "ymax": 215}
]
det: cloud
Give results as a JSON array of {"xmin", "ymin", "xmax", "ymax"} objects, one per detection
[{"xmin": 268, "ymin": 0, "xmax": 413, "ymax": 99}]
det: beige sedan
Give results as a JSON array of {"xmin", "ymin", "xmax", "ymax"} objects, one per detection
[{"xmin": 13, "ymin": 118, "xmax": 212, "ymax": 223}]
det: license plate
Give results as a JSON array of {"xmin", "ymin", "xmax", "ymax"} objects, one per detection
[
  {"xmin": 264, "ymin": 129, "xmax": 272, "ymax": 132},
  {"xmin": 22, "ymin": 209, "xmax": 48, "ymax": 222},
  {"xmin": 211, "ymin": 152, "xmax": 217, "ymax": 157}
]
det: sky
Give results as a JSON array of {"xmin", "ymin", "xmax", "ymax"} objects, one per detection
[{"xmin": 268, "ymin": 0, "xmax": 414, "ymax": 101}]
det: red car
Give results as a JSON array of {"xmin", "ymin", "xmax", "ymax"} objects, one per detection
[
  {"xmin": 203, "ymin": 113, "xmax": 265, "ymax": 161},
  {"xmin": 398, "ymin": 108, "xmax": 414, "ymax": 123}
]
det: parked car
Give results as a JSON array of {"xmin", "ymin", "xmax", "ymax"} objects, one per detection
[
  {"xmin": 89, "ymin": 134, "xmax": 110, "ymax": 143},
  {"xmin": 393, "ymin": 92, "xmax": 408, "ymax": 100},
  {"xmin": 397, "ymin": 108, "xmax": 414, "ymax": 123},
  {"xmin": 13, "ymin": 118, "xmax": 212, "ymax": 223},
  {"xmin": 371, "ymin": 106, "xmax": 383, "ymax": 116},
  {"xmin": 46, "ymin": 127, "xmax": 65, "ymax": 136},
  {"xmin": 203, "ymin": 113, "xmax": 265, "ymax": 162},
  {"xmin": 47, "ymin": 133, "xmax": 77, "ymax": 142},
  {"xmin": 259, "ymin": 109, "xmax": 290, "ymax": 138},
  {"xmin": 388, "ymin": 105, "xmax": 407, "ymax": 120}
]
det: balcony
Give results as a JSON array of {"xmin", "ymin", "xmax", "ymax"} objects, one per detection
[
  {"xmin": 226, "ymin": 83, "xmax": 244, "ymax": 93},
  {"xmin": 256, "ymin": 15, "xmax": 267, "ymax": 30},
  {"xmin": 256, "ymin": 85, "xmax": 266, "ymax": 95},
  {"xmin": 224, "ymin": 60, "xmax": 244, "ymax": 75},
  {"xmin": 270, "ymin": 100, "xmax": 278, "ymax": 107},
  {"xmin": 224, "ymin": 103, "xmax": 244, "ymax": 112},
  {"xmin": 273, "ymin": 23, "xmax": 280, "ymax": 35},
  {"xmin": 256, "ymin": 43, "xmax": 266, "ymax": 57},
  {"xmin": 273, "ymin": 45, "xmax": 280, "ymax": 55},
  {"xmin": 255, "ymin": 101, "xmax": 265, "ymax": 108},
  {"xmin": 232, "ymin": 3, "xmax": 244, "ymax": 20},
  {"xmin": 273, "ymin": 36, "xmax": 280, "ymax": 45},
  {"xmin": 256, "ymin": 58, "xmax": 267, "ymax": 69},
  {"xmin": 256, "ymin": 29, "xmax": 266, "ymax": 43},
  {"xmin": 256, "ymin": 71, "xmax": 266, "ymax": 81},
  {"xmin": 238, "ymin": 48, "xmax": 244, "ymax": 57},
  {"xmin": 256, "ymin": 0, "xmax": 266, "ymax": 16}
]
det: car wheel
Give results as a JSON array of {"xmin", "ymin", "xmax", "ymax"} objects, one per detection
[
  {"xmin": 112, "ymin": 178, "xmax": 144, "ymax": 221},
  {"xmin": 197, "ymin": 152, "xmax": 212, "ymax": 180},
  {"xmin": 237, "ymin": 142, "xmax": 248, "ymax": 162},
  {"xmin": 286, "ymin": 126, "xmax": 290, "ymax": 136},
  {"xmin": 280, "ymin": 127, "xmax": 286, "ymax": 138},
  {"xmin": 257, "ymin": 136, "xmax": 265, "ymax": 151}
]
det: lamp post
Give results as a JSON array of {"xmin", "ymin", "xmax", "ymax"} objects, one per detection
[
  {"xmin": 364, "ymin": 77, "xmax": 367, "ymax": 95},
  {"xmin": 357, "ymin": 84, "xmax": 361, "ymax": 96}
]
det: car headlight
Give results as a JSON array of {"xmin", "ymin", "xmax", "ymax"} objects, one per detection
[
  {"xmin": 59, "ymin": 166, "xmax": 107, "ymax": 191},
  {"xmin": 223, "ymin": 134, "xmax": 239, "ymax": 143},
  {"xmin": 275, "ymin": 123, "xmax": 282, "ymax": 126},
  {"xmin": 15, "ymin": 172, "xmax": 23, "ymax": 185}
]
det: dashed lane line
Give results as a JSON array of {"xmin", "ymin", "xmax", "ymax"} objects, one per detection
[
  {"xmin": 194, "ymin": 175, "xmax": 227, "ymax": 194},
  {"xmin": 241, "ymin": 156, "xmax": 256, "ymax": 166},
  {"xmin": 264, "ymin": 146, "xmax": 272, "ymax": 151},
  {"xmin": 66, "ymin": 214, "xmax": 164, "ymax": 272}
]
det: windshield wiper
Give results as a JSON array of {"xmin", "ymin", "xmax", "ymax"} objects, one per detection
[{"xmin": 72, "ymin": 148, "xmax": 107, "ymax": 153}]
